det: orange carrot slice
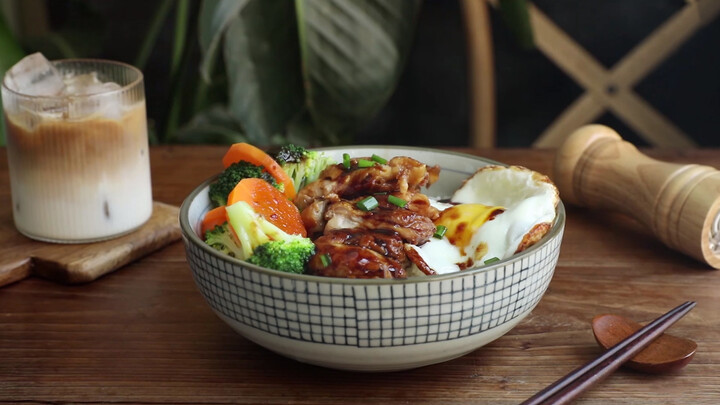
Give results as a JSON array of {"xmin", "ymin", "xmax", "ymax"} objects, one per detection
[
  {"xmin": 201, "ymin": 206, "xmax": 228, "ymax": 236},
  {"xmin": 222, "ymin": 143, "xmax": 296, "ymax": 199},
  {"xmin": 227, "ymin": 178, "xmax": 306, "ymax": 237}
]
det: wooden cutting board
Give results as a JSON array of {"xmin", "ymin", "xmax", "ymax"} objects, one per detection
[{"xmin": 0, "ymin": 201, "xmax": 181, "ymax": 287}]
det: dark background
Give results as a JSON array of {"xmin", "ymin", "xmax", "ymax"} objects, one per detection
[
  {"xmin": 361, "ymin": 0, "xmax": 720, "ymax": 147},
  {"xmin": 24, "ymin": 0, "xmax": 720, "ymax": 147}
]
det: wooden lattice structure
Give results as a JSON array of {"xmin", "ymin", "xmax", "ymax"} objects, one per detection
[{"xmin": 463, "ymin": 0, "xmax": 720, "ymax": 148}]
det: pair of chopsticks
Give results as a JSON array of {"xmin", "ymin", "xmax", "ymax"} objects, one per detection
[{"xmin": 521, "ymin": 301, "xmax": 696, "ymax": 405}]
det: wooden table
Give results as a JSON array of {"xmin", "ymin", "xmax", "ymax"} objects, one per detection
[{"xmin": 1, "ymin": 146, "xmax": 718, "ymax": 404}]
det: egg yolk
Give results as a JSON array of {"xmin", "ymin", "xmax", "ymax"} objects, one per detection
[{"xmin": 434, "ymin": 204, "xmax": 505, "ymax": 254}]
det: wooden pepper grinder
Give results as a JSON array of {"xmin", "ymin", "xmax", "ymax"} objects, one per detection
[{"xmin": 554, "ymin": 124, "xmax": 720, "ymax": 269}]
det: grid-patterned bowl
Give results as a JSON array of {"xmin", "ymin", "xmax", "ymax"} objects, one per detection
[{"xmin": 180, "ymin": 147, "xmax": 565, "ymax": 371}]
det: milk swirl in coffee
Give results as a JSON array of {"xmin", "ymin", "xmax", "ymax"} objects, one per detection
[{"xmin": 2, "ymin": 55, "xmax": 152, "ymax": 242}]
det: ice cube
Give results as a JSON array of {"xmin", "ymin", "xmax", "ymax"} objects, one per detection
[
  {"xmin": 61, "ymin": 73, "xmax": 123, "ymax": 119},
  {"xmin": 62, "ymin": 72, "xmax": 122, "ymax": 96},
  {"xmin": 98, "ymin": 82, "xmax": 122, "ymax": 92},
  {"xmin": 4, "ymin": 53, "xmax": 66, "ymax": 96},
  {"xmin": 63, "ymin": 72, "xmax": 100, "ymax": 96}
]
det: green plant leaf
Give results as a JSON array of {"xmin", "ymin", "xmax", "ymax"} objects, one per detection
[
  {"xmin": 0, "ymin": 12, "xmax": 24, "ymax": 73},
  {"xmin": 173, "ymin": 104, "xmax": 249, "ymax": 144},
  {"xmin": 135, "ymin": 0, "xmax": 175, "ymax": 70},
  {"xmin": 0, "ymin": 8, "xmax": 24, "ymax": 146},
  {"xmin": 198, "ymin": 0, "xmax": 250, "ymax": 82},
  {"xmin": 279, "ymin": 110, "xmax": 328, "ymax": 147},
  {"xmin": 498, "ymin": 0, "xmax": 534, "ymax": 50},
  {"xmin": 223, "ymin": 0, "xmax": 305, "ymax": 145},
  {"xmin": 295, "ymin": 0, "xmax": 422, "ymax": 140},
  {"xmin": 171, "ymin": 0, "xmax": 191, "ymax": 79}
]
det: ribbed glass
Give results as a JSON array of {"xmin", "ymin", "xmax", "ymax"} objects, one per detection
[{"xmin": 2, "ymin": 59, "xmax": 152, "ymax": 243}]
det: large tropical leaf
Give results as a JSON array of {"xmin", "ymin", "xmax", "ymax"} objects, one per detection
[
  {"xmin": 282, "ymin": 110, "xmax": 330, "ymax": 147},
  {"xmin": 222, "ymin": 0, "xmax": 305, "ymax": 144},
  {"xmin": 198, "ymin": 0, "xmax": 249, "ymax": 81},
  {"xmin": 295, "ymin": 0, "xmax": 422, "ymax": 139},
  {"xmin": 173, "ymin": 104, "xmax": 249, "ymax": 144}
]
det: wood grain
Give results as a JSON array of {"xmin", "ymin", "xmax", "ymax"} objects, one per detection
[
  {"xmin": 1, "ymin": 145, "xmax": 719, "ymax": 404},
  {"xmin": 460, "ymin": 0, "xmax": 495, "ymax": 148},
  {"xmin": 0, "ymin": 201, "xmax": 181, "ymax": 287},
  {"xmin": 523, "ymin": 302, "xmax": 696, "ymax": 404},
  {"xmin": 554, "ymin": 125, "xmax": 720, "ymax": 268},
  {"xmin": 592, "ymin": 313, "xmax": 697, "ymax": 374}
]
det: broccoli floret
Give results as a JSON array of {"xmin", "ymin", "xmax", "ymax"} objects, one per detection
[
  {"xmin": 274, "ymin": 144, "xmax": 335, "ymax": 191},
  {"xmin": 208, "ymin": 161, "xmax": 280, "ymax": 207},
  {"xmin": 248, "ymin": 238, "xmax": 315, "ymax": 274},
  {"xmin": 274, "ymin": 144, "xmax": 308, "ymax": 164},
  {"xmin": 212, "ymin": 196, "xmax": 315, "ymax": 273},
  {"xmin": 225, "ymin": 201, "xmax": 315, "ymax": 270},
  {"xmin": 204, "ymin": 223, "xmax": 244, "ymax": 258}
]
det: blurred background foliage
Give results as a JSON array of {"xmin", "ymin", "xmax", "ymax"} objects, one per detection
[
  {"xmin": 0, "ymin": 0, "xmax": 531, "ymax": 148},
  {"xmin": 1, "ymin": 0, "xmax": 716, "ymax": 148},
  {"xmin": 195, "ymin": 0, "xmax": 424, "ymax": 146}
]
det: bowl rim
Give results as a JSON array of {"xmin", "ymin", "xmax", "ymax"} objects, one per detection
[{"xmin": 180, "ymin": 145, "xmax": 566, "ymax": 285}]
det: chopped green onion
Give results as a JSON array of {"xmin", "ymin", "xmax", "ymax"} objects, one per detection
[
  {"xmin": 387, "ymin": 195, "xmax": 408, "ymax": 208},
  {"xmin": 433, "ymin": 225, "xmax": 447, "ymax": 239},
  {"xmin": 320, "ymin": 253, "xmax": 332, "ymax": 267},
  {"xmin": 342, "ymin": 153, "xmax": 351, "ymax": 169},
  {"xmin": 484, "ymin": 257, "xmax": 500, "ymax": 264},
  {"xmin": 356, "ymin": 196, "xmax": 379, "ymax": 211},
  {"xmin": 371, "ymin": 154, "xmax": 387, "ymax": 164},
  {"xmin": 357, "ymin": 158, "xmax": 375, "ymax": 168}
]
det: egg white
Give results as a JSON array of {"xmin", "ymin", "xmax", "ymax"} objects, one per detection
[
  {"xmin": 408, "ymin": 166, "xmax": 558, "ymax": 276},
  {"xmin": 408, "ymin": 236, "xmax": 463, "ymax": 275}
]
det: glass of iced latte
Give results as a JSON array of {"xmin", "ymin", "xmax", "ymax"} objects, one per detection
[{"xmin": 2, "ymin": 54, "xmax": 152, "ymax": 243}]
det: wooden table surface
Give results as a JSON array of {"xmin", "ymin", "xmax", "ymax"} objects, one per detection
[{"xmin": 1, "ymin": 145, "xmax": 718, "ymax": 404}]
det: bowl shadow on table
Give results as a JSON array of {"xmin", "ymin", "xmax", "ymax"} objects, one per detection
[{"xmin": 200, "ymin": 332, "xmax": 557, "ymax": 401}]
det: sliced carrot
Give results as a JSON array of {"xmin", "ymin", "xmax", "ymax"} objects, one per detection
[
  {"xmin": 222, "ymin": 142, "xmax": 296, "ymax": 200},
  {"xmin": 201, "ymin": 206, "xmax": 228, "ymax": 236},
  {"xmin": 227, "ymin": 178, "xmax": 307, "ymax": 237}
]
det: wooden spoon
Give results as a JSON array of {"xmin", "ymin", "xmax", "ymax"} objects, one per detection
[{"xmin": 592, "ymin": 313, "xmax": 697, "ymax": 374}]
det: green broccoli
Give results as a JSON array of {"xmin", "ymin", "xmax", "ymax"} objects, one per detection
[
  {"xmin": 225, "ymin": 201, "xmax": 314, "ymax": 274},
  {"xmin": 274, "ymin": 144, "xmax": 308, "ymax": 164},
  {"xmin": 208, "ymin": 161, "xmax": 281, "ymax": 207},
  {"xmin": 248, "ymin": 238, "xmax": 315, "ymax": 274},
  {"xmin": 204, "ymin": 223, "xmax": 244, "ymax": 258},
  {"xmin": 273, "ymin": 144, "xmax": 335, "ymax": 191}
]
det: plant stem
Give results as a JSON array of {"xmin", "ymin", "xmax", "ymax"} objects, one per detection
[
  {"xmin": 135, "ymin": 0, "xmax": 175, "ymax": 71},
  {"xmin": 164, "ymin": 3, "xmax": 202, "ymax": 143},
  {"xmin": 170, "ymin": 0, "xmax": 190, "ymax": 80}
]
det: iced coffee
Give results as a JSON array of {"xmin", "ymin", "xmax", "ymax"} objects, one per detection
[{"xmin": 2, "ymin": 55, "xmax": 152, "ymax": 243}]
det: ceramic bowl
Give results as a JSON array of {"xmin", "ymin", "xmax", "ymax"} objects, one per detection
[{"xmin": 180, "ymin": 146, "xmax": 565, "ymax": 371}]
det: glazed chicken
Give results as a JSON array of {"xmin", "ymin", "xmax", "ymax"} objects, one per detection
[
  {"xmin": 308, "ymin": 229, "xmax": 407, "ymax": 279},
  {"xmin": 298, "ymin": 156, "xmax": 441, "ymax": 279},
  {"xmin": 324, "ymin": 200, "xmax": 435, "ymax": 245},
  {"xmin": 301, "ymin": 193, "xmax": 440, "ymax": 240},
  {"xmin": 294, "ymin": 156, "xmax": 440, "ymax": 211}
]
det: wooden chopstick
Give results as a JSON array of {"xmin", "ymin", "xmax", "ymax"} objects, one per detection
[{"xmin": 520, "ymin": 301, "xmax": 696, "ymax": 405}]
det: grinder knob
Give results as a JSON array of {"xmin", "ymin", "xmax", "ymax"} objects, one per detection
[{"xmin": 554, "ymin": 124, "xmax": 720, "ymax": 269}]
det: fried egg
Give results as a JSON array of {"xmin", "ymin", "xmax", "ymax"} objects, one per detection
[{"xmin": 409, "ymin": 165, "xmax": 559, "ymax": 275}]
